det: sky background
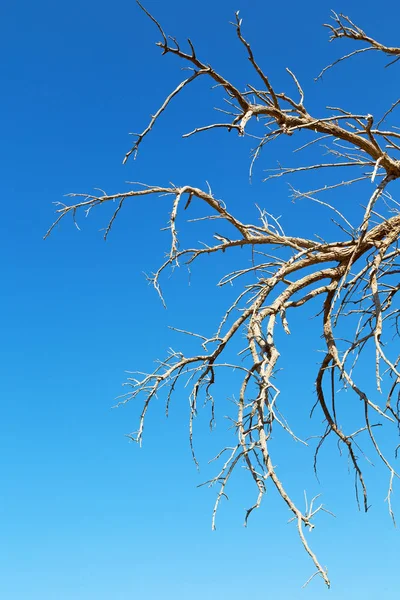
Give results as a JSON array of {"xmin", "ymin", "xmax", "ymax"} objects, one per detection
[{"xmin": 1, "ymin": 0, "xmax": 400, "ymax": 598}]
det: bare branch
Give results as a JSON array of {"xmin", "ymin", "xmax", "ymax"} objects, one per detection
[{"xmin": 48, "ymin": 6, "xmax": 400, "ymax": 589}]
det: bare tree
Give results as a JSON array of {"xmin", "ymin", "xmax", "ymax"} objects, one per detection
[{"xmin": 46, "ymin": 6, "xmax": 400, "ymax": 588}]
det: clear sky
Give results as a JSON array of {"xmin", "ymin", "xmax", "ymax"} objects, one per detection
[{"xmin": 1, "ymin": 0, "xmax": 400, "ymax": 598}]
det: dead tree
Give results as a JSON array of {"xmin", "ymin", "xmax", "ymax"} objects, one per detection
[{"xmin": 46, "ymin": 7, "xmax": 400, "ymax": 588}]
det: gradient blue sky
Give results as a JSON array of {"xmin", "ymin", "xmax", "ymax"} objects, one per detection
[{"xmin": 1, "ymin": 0, "xmax": 400, "ymax": 598}]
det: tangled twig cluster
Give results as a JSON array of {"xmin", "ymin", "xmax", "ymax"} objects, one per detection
[{"xmin": 47, "ymin": 6, "xmax": 400, "ymax": 587}]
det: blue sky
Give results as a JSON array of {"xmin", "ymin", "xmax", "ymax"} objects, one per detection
[{"xmin": 1, "ymin": 0, "xmax": 400, "ymax": 598}]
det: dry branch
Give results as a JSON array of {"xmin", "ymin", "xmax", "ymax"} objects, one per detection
[{"xmin": 47, "ymin": 4, "xmax": 400, "ymax": 588}]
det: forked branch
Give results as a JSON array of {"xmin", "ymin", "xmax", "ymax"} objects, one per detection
[{"xmin": 47, "ymin": 4, "xmax": 400, "ymax": 588}]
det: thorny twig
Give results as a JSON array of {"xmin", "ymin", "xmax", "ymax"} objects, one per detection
[{"xmin": 47, "ymin": 3, "xmax": 400, "ymax": 588}]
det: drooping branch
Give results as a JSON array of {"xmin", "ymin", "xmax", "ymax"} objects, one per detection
[{"xmin": 47, "ymin": 4, "xmax": 400, "ymax": 588}]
